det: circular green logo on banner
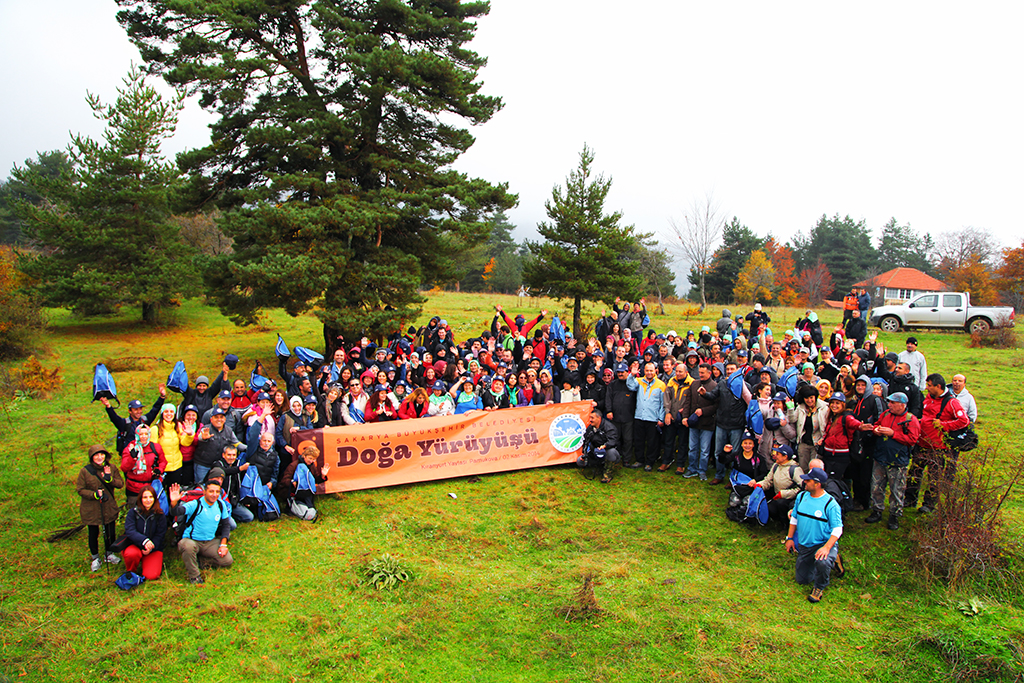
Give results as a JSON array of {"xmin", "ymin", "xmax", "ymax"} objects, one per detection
[{"xmin": 549, "ymin": 413, "xmax": 586, "ymax": 453}]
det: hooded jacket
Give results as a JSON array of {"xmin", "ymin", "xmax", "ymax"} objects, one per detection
[{"xmin": 76, "ymin": 447, "xmax": 124, "ymax": 526}]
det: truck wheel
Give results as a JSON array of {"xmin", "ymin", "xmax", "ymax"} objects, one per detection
[
  {"xmin": 967, "ymin": 317, "xmax": 991, "ymax": 334},
  {"xmin": 879, "ymin": 316, "xmax": 901, "ymax": 333}
]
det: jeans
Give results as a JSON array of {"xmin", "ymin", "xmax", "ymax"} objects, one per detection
[
  {"xmin": 232, "ymin": 503, "xmax": 254, "ymax": 524},
  {"xmin": 714, "ymin": 426, "xmax": 744, "ymax": 479},
  {"xmin": 795, "ymin": 542, "xmax": 839, "ymax": 590},
  {"xmin": 687, "ymin": 428, "xmax": 714, "ymax": 477},
  {"xmin": 193, "ymin": 464, "xmax": 211, "ymax": 485}
]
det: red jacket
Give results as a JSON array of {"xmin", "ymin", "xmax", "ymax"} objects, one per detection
[
  {"xmin": 397, "ymin": 397, "xmax": 429, "ymax": 420},
  {"xmin": 120, "ymin": 441, "xmax": 167, "ymax": 494},
  {"xmin": 919, "ymin": 390, "xmax": 970, "ymax": 450},
  {"xmin": 821, "ymin": 411, "xmax": 864, "ymax": 452}
]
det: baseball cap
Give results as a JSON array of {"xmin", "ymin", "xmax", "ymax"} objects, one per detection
[
  {"xmin": 128, "ymin": 399, "xmax": 144, "ymax": 409},
  {"xmin": 432, "ymin": 380, "xmax": 446, "ymax": 391},
  {"xmin": 218, "ymin": 390, "xmax": 232, "ymax": 399},
  {"xmin": 887, "ymin": 392, "xmax": 908, "ymax": 404},
  {"xmin": 256, "ymin": 391, "xmax": 271, "ymax": 401},
  {"xmin": 211, "ymin": 407, "xmax": 227, "ymax": 416},
  {"xmin": 829, "ymin": 392, "xmax": 847, "ymax": 403},
  {"xmin": 614, "ymin": 361, "xmax": 629, "ymax": 373},
  {"xmin": 772, "ymin": 444, "xmax": 794, "ymax": 458},
  {"xmin": 800, "ymin": 467, "xmax": 829, "ymax": 484},
  {"xmin": 303, "ymin": 395, "xmax": 318, "ymax": 404}
]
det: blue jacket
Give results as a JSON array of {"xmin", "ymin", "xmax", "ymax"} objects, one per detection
[{"xmin": 626, "ymin": 374, "xmax": 667, "ymax": 422}]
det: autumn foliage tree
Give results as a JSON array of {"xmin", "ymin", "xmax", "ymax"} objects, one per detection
[
  {"xmin": 733, "ymin": 250, "xmax": 775, "ymax": 305},
  {"xmin": 941, "ymin": 254, "xmax": 999, "ymax": 305},
  {"xmin": 763, "ymin": 237, "xmax": 800, "ymax": 306},
  {"xmin": 798, "ymin": 259, "xmax": 834, "ymax": 306},
  {"xmin": 996, "ymin": 240, "xmax": 1024, "ymax": 311}
]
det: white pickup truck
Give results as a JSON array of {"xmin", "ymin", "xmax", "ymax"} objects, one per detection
[{"xmin": 868, "ymin": 291, "xmax": 1015, "ymax": 333}]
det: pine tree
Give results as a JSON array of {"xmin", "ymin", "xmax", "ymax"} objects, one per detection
[
  {"xmin": 12, "ymin": 66, "xmax": 194, "ymax": 321},
  {"xmin": 523, "ymin": 145, "xmax": 641, "ymax": 337},
  {"xmin": 118, "ymin": 0, "xmax": 515, "ymax": 348}
]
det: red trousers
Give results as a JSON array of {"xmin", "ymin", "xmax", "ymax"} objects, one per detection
[{"xmin": 122, "ymin": 545, "xmax": 164, "ymax": 580}]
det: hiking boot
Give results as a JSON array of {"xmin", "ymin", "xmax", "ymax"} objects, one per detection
[
  {"xmin": 600, "ymin": 475, "xmax": 612, "ymax": 484},
  {"xmin": 105, "ymin": 553, "xmax": 120, "ymax": 565},
  {"xmin": 808, "ymin": 587, "xmax": 825, "ymax": 603},
  {"xmin": 887, "ymin": 515, "xmax": 900, "ymax": 531},
  {"xmin": 918, "ymin": 505, "xmax": 933, "ymax": 515},
  {"xmin": 865, "ymin": 511, "xmax": 883, "ymax": 524},
  {"xmin": 643, "ymin": 465, "xmax": 653, "ymax": 472},
  {"xmin": 627, "ymin": 462, "xmax": 643, "ymax": 469},
  {"xmin": 834, "ymin": 553, "xmax": 846, "ymax": 578},
  {"xmin": 709, "ymin": 478, "xmax": 723, "ymax": 486},
  {"xmin": 658, "ymin": 464, "xmax": 670, "ymax": 472},
  {"xmin": 698, "ymin": 474, "xmax": 708, "ymax": 482},
  {"xmin": 675, "ymin": 467, "xmax": 686, "ymax": 475},
  {"xmin": 682, "ymin": 471, "xmax": 699, "ymax": 479},
  {"xmin": 90, "ymin": 555, "xmax": 102, "ymax": 572},
  {"xmin": 189, "ymin": 575, "xmax": 205, "ymax": 585}
]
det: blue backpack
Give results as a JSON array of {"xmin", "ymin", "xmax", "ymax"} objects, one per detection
[
  {"xmin": 92, "ymin": 364, "xmax": 118, "ymax": 405},
  {"xmin": 166, "ymin": 361, "xmax": 189, "ymax": 394},
  {"xmin": 746, "ymin": 400, "xmax": 764, "ymax": 436},
  {"xmin": 250, "ymin": 364, "xmax": 271, "ymax": 392}
]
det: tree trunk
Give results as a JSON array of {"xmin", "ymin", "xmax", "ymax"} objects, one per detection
[
  {"xmin": 142, "ymin": 302, "xmax": 157, "ymax": 323},
  {"xmin": 656, "ymin": 285, "xmax": 665, "ymax": 315},
  {"xmin": 573, "ymin": 296, "xmax": 582, "ymax": 339},
  {"xmin": 323, "ymin": 323, "xmax": 345, "ymax": 359},
  {"xmin": 699, "ymin": 270, "xmax": 707, "ymax": 311}
]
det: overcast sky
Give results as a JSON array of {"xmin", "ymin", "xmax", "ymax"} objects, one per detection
[{"xmin": 3, "ymin": 1, "xmax": 1021, "ymax": 283}]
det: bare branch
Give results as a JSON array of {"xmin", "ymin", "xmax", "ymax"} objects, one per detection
[{"xmin": 665, "ymin": 192, "xmax": 725, "ymax": 310}]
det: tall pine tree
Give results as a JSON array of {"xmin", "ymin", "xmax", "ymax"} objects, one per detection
[
  {"xmin": 12, "ymin": 67, "xmax": 195, "ymax": 321},
  {"xmin": 524, "ymin": 145, "xmax": 641, "ymax": 337},
  {"xmin": 118, "ymin": 0, "xmax": 515, "ymax": 349},
  {"xmin": 791, "ymin": 214, "xmax": 878, "ymax": 299}
]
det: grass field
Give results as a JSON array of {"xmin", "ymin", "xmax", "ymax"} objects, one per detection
[{"xmin": 2, "ymin": 293, "xmax": 1023, "ymax": 682}]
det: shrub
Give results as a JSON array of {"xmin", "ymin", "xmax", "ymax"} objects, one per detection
[
  {"xmin": 555, "ymin": 572, "xmax": 603, "ymax": 621},
  {"xmin": 909, "ymin": 446, "xmax": 1024, "ymax": 590},
  {"xmin": 361, "ymin": 553, "xmax": 412, "ymax": 591},
  {"xmin": 0, "ymin": 246, "xmax": 46, "ymax": 359}
]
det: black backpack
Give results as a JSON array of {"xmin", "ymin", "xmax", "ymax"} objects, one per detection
[
  {"xmin": 938, "ymin": 393, "xmax": 978, "ymax": 452},
  {"xmin": 821, "ymin": 478, "xmax": 854, "ymax": 522}
]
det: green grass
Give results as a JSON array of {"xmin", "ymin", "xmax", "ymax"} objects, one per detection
[{"xmin": 2, "ymin": 294, "xmax": 1023, "ymax": 682}]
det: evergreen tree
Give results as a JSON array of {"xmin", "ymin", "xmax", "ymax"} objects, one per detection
[
  {"xmin": 877, "ymin": 217, "xmax": 935, "ymax": 274},
  {"xmin": 461, "ymin": 212, "xmax": 521, "ymax": 293},
  {"xmin": 12, "ymin": 67, "xmax": 195, "ymax": 321},
  {"xmin": 0, "ymin": 151, "xmax": 72, "ymax": 245},
  {"xmin": 701, "ymin": 217, "xmax": 759, "ymax": 303},
  {"xmin": 523, "ymin": 145, "xmax": 641, "ymax": 337},
  {"xmin": 118, "ymin": 0, "xmax": 515, "ymax": 349},
  {"xmin": 791, "ymin": 214, "xmax": 878, "ymax": 299}
]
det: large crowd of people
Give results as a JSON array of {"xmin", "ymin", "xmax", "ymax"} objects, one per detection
[{"xmin": 79, "ymin": 299, "xmax": 978, "ymax": 600}]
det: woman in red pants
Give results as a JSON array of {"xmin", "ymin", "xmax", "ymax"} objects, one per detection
[{"xmin": 122, "ymin": 485, "xmax": 167, "ymax": 580}]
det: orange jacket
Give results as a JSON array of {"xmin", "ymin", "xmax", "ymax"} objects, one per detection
[{"xmin": 843, "ymin": 295, "xmax": 859, "ymax": 311}]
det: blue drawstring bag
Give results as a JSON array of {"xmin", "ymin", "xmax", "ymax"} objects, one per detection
[
  {"xmin": 294, "ymin": 347, "xmax": 324, "ymax": 366},
  {"xmin": 250, "ymin": 364, "xmax": 270, "ymax": 392},
  {"xmin": 780, "ymin": 367, "xmax": 799, "ymax": 398},
  {"xmin": 729, "ymin": 468, "xmax": 753, "ymax": 493},
  {"xmin": 745, "ymin": 486, "xmax": 769, "ymax": 525},
  {"xmin": 240, "ymin": 467, "xmax": 281, "ymax": 520},
  {"xmin": 727, "ymin": 368, "xmax": 746, "ymax": 399},
  {"xmin": 746, "ymin": 400, "xmax": 764, "ymax": 436},
  {"xmin": 166, "ymin": 361, "xmax": 189, "ymax": 394},
  {"xmin": 150, "ymin": 478, "xmax": 170, "ymax": 514},
  {"xmin": 115, "ymin": 571, "xmax": 146, "ymax": 591},
  {"xmin": 549, "ymin": 316, "xmax": 565, "ymax": 344},
  {"xmin": 275, "ymin": 334, "xmax": 290, "ymax": 358},
  {"xmin": 92, "ymin": 364, "xmax": 118, "ymax": 405}
]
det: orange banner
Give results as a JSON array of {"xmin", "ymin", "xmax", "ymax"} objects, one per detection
[{"xmin": 290, "ymin": 403, "xmax": 593, "ymax": 493}]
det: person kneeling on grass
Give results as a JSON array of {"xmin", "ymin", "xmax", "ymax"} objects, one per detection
[
  {"xmin": 749, "ymin": 444, "xmax": 804, "ymax": 523},
  {"xmin": 168, "ymin": 481, "xmax": 232, "ymax": 585},
  {"xmin": 785, "ymin": 467, "xmax": 843, "ymax": 603},
  {"xmin": 577, "ymin": 407, "xmax": 621, "ymax": 484},
  {"xmin": 279, "ymin": 444, "xmax": 330, "ymax": 520},
  {"xmin": 122, "ymin": 485, "xmax": 167, "ymax": 581}
]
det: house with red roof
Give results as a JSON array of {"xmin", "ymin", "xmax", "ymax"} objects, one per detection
[{"xmin": 853, "ymin": 267, "xmax": 946, "ymax": 304}]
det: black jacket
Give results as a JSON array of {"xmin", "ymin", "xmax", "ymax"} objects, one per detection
[
  {"xmin": 584, "ymin": 417, "xmax": 620, "ymax": 452},
  {"xmin": 704, "ymin": 378, "xmax": 747, "ymax": 430},
  {"xmin": 602, "ymin": 378, "xmax": 636, "ymax": 422}
]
